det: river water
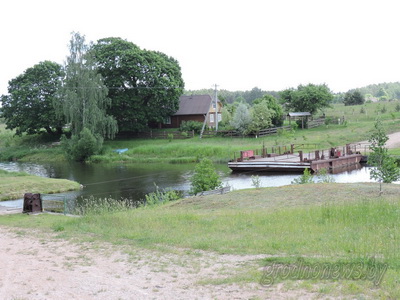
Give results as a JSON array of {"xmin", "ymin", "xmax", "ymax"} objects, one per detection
[{"xmin": 0, "ymin": 161, "xmax": 377, "ymax": 208}]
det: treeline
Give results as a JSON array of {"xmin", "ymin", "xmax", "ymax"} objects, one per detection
[
  {"xmin": 185, "ymin": 87, "xmax": 279, "ymax": 105},
  {"xmin": 334, "ymin": 82, "xmax": 400, "ymax": 104},
  {"xmin": 185, "ymin": 82, "xmax": 400, "ymax": 108}
]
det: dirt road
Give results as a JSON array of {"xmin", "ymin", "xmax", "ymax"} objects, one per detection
[{"xmin": 0, "ymin": 227, "xmax": 316, "ymax": 300}]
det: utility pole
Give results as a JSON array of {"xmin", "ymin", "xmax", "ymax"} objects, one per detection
[{"xmin": 214, "ymin": 84, "xmax": 218, "ymax": 131}]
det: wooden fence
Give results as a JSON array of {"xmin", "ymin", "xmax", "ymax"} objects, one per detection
[
  {"xmin": 257, "ymin": 125, "xmax": 292, "ymax": 137},
  {"xmin": 118, "ymin": 130, "xmax": 195, "ymax": 139},
  {"xmin": 118, "ymin": 118, "xmax": 325, "ymax": 140},
  {"xmin": 306, "ymin": 118, "xmax": 326, "ymax": 129},
  {"xmin": 201, "ymin": 130, "xmax": 238, "ymax": 138}
]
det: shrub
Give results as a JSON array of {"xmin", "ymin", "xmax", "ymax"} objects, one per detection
[
  {"xmin": 190, "ymin": 158, "xmax": 222, "ymax": 195},
  {"xmin": 291, "ymin": 168, "xmax": 313, "ymax": 184},
  {"xmin": 144, "ymin": 184, "xmax": 180, "ymax": 206},
  {"xmin": 316, "ymin": 168, "xmax": 335, "ymax": 183},
  {"xmin": 179, "ymin": 120, "xmax": 203, "ymax": 134},
  {"xmin": 251, "ymin": 175, "xmax": 261, "ymax": 189},
  {"xmin": 61, "ymin": 128, "xmax": 103, "ymax": 162}
]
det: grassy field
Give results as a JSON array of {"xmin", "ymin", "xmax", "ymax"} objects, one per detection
[
  {"xmin": 1, "ymin": 101, "xmax": 400, "ymax": 163},
  {"xmin": 0, "ymin": 182, "xmax": 399, "ymax": 298},
  {"xmin": 0, "ymin": 169, "xmax": 81, "ymax": 201}
]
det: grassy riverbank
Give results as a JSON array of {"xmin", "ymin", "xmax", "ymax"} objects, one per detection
[
  {"xmin": 0, "ymin": 169, "xmax": 81, "ymax": 201},
  {"xmin": 0, "ymin": 182, "xmax": 400, "ymax": 298},
  {"xmin": 1, "ymin": 101, "xmax": 400, "ymax": 163}
]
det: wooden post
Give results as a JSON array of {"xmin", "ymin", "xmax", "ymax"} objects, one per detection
[
  {"xmin": 346, "ymin": 144, "xmax": 350, "ymax": 155},
  {"xmin": 278, "ymin": 146, "xmax": 281, "ymax": 155},
  {"xmin": 315, "ymin": 150, "xmax": 320, "ymax": 160},
  {"xmin": 299, "ymin": 151, "xmax": 303, "ymax": 162},
  {"xmin": 291, "ymin": 144, "xmax": 294, "ymax": 154},
  {"xmin": 262, "ymin": 143, "xmax": 266, "ymax": 157}
]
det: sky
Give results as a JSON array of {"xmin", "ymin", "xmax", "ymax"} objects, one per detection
[{"xmin": 1, "ymin": 0, "xmax": 400, "ymax": 96}]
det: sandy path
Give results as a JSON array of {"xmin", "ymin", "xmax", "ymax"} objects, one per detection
[
  {"xmin": 0, "ymin": 227, "xmax": 317, "ymax": 300},
  {"xmin": 385, "ymin": 131, "xmax": 400, "ymax": 148},
  {"xmin": 348, "ymin": 131, "xmax": 400, "ymax": 150}
]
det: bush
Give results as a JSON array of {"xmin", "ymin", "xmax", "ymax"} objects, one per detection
[
  {"xmin": 61, "ymin": 128, "xmax": 103, "ymax": 162},
  {"xmin": 316, "ymin": 168, "xmax": 335, "ymax": 183},
  {"xmin": 144, "ymin": 184, "xmax": 180, "ymax": 206},
  {"xmin": 190, "ymin": 158, "xmax": 222, "ymax": 195},
  {"xmin": 179, "ymin": 120, "xmax": 203, "ymax": 134},
  {"xmin": 291, "ymin": 168, "xmax": 313, "ymax": 184}
]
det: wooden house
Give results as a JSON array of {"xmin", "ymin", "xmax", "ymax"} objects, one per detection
[{"xmin": 161, "ymin": 95, "xmax": 222, "ymax": 128}]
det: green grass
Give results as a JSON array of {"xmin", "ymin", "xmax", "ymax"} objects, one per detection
[
  {"xmin": 1, "ymin": 182, "xmax": 400, "ymax": 297},
  {"xmin": 0, "ymin": 169, "xmax": 81, "ymax": 201}
]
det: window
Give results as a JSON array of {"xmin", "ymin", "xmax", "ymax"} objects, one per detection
[
  {"xmin": 209, "ymin": 114, "xmax": 214, "ymax": 123},
  {"xmin": 164, "ymin": 116, "xmax": 171, "ymax": 125},
  {"xmin": 218, "ymin": 113, "xmax": 222, "ymax": 122}
]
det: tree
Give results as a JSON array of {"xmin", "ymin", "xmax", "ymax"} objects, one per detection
[
  {"xmin": 248, "ymin": 101, "xmax": 272, "ymax": 135},
  {"xmin": 1, "ymin": 61, "xmax": 64, "ymax": 135},
  {"xmin": 253, "ymin": 94, "xmax": 284, "ymax": 126},
  {"xmin": 244, "ymin": 87, "xmax": 265, "ymax": 103},
  {"xmin": 376, "ymin": 87, "xmax": 388, "ymax": 98},
  {"xmin": 230, "ymin": 102, "xmax": 252, "ymax": 134},
  {"xmin": 343, "ymin": 90, "xmax": 365, "ymax": 106},
  {"xmin": 190, "ymin": 158, "xmax": 222, "ymax": 195},
  {"xmin": 279, "ymin": 83, "xmax": 333, "ymax": 115},
  {"xmin": 368, "ymin": 120, "xmax": 400, "ymax": 194},
  {"xmin": 60, "ymin": 32, "xmax": 118, "ymax": 161},
  {"xmin": 90, "ymin": 37, "xmax": 185, "ymax": 132}
]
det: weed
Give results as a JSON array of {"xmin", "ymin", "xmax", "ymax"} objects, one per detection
[
  {"xmin": 251, "ymin": 175, "xmax": 261, "ymax": 189},
  {"xmin": 291, "ymin": 168, "xmax": 313, "ymax": 184}
]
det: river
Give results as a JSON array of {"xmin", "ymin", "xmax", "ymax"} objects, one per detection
[{"xmin": 0, "ymin": 161, "xmax": 377, "ymax": 208}]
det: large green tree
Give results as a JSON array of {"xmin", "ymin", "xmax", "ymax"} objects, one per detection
[
  {"xmin": 60, "ymin": 32, "xmax": 118, "ymax": 161},
  {"xmin": 343, "ymin": 89, "xmax": 365, "ymax": 106},
  {"xmin": 248, "ymin": 101, "xmax": 272, "ymax": 135},
  {"xmin": 230, "ymin": 103, "xmax": 252, "ymax": 135},
  {"xmin": 0, "ymin": 61, "xmax": 64, "ymax": 135},
  {"xmin": 253, "ymin": 94, "xmax": 284, "ymax": 126},
  {"xmin": 90, "ymin": 37, "xmax": 185, "ymax": 132},
  {"xmin": 279, "ymin": 83, "xmax": 333, "ymax": 115}
]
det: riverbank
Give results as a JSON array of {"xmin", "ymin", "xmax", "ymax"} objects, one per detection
[
  {"xmin": 0, "ymin": 182, "xmax": 399, "ymax": 298},
  {"xmin": 0, "ymin": 169, "xmax": 81, "ymax": 201}
]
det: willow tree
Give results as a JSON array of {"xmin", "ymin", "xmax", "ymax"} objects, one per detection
[{"xmin": 60, "ymin": 32, "xmax": 118, "ymax": 161}]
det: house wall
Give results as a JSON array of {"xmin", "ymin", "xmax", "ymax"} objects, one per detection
[
  {"xmin": 161, "ymin": 114, "xmax": 206, "ymax": 128},
  {"xmin": 207, "ymin": 102, "xmax": 223, "ymax": 127}
]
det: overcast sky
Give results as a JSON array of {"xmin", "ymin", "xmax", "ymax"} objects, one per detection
[{"xmin": 1, "ymin": 0, "xmax": 400, "ymax": 96}]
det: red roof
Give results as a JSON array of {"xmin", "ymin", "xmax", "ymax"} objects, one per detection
[{"xmin": 174, "ymin": 95, "xmax": 212, "ymax": 116}]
